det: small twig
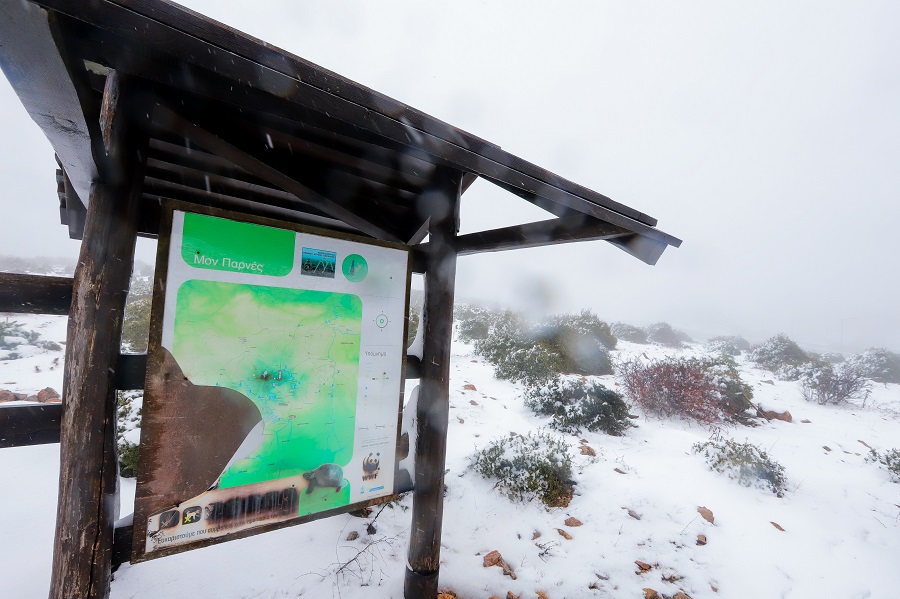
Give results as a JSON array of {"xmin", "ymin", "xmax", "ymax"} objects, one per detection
[{"xmin": 680, "ymin": 515, "xmax": 698, "ymax": 534}]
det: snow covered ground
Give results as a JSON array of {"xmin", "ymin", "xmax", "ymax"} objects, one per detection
[{"xmin": 2, "ymin": 319, "xmax": 899, "ymax": 598}]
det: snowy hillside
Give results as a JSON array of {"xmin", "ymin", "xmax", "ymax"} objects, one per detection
[{"xmin": 2, "ymin": 315, "xmax": 899, "ymax": 598}]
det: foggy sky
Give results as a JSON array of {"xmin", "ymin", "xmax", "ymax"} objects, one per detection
[{"xmin": 1, "ymin": 1, "xmax": 898, "ymax": 354}]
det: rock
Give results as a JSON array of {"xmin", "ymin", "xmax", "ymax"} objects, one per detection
[
  {"xmin": 37, "ymin": 387, "xmax": 60, "ymax": 403},
  {"xmin": 614, "ymin": 468, "xmax": 627, "ymax": 475},
  {"xmin": 696, "ymin": 534, "xmax": 707, "ymax": 546},
  {"xmin": 537, "ymin": 593, "xmax": 549, "ymax": 599},
  {"xmin": 531, "ymin": 530, "xmax": 541, "ymax": 540},
  {"xmin": 770, "ymin": 521, "xmax": 785, "ymax": 532},
  {"xmin": 0, "ymin": 390, "xmax": 22, "ymax": 403},
  {"xmin": 557, "ymin": 528, "xmax": 573, "ymax": 540},
  {"xmin": 800, "ymin": 419, "xmax": 812, "ymax": 423},
  {"xmin": 25, "ymin": 395, "xmax": 40, "ymax": 403},
  {"xmin": 506, "ymin": 592, "xmax": 520, "ymax": 599},
  {"xmin": 673, "ymin": 593, "xmax": 693, "ymax": 599},
  {"xmin": 635, "ymin": 560, "xmax": 652, "ymax": 573},
  {"xmin": 642, "ymin": 587, "xmax": 660, "ymax": 598},
  {"xmin": 579, "ymin": 438, "xmax": 589, "ymax": 444},
  {"xmin": 437, "ymin": 592, "xmax": 457, "ymax": 599},
  {"xmin": 482, "ymin": 550, "xmax": 516, "ymax": 579},
  {"xmin": 366, "ymin": 523, "xmax": 376, "ymax": 535},
  {"xmin": 626, "ymin": 509, "xmax": 641, "ymax": 520},
  {"xmin": 345, "ymin": 531, "xmax": 359, "ymax": 541},
  {"xmin": 564, "ymin": 517, "xmax": 582, "ymax": 527},
  {"xmin": 463, "ymin": 384, "xmax": 477, "ymax": 391},
  {"xmin": 580, "ymin": 445, "xmax": 596, "ymax": 457},
  {"xmin": 697, "ymin": 506, "xmax": 714, "ymax": 524},
  {"xmin": 823, "ymin": 446, "xmax": 832, "ymax": 452},
  {"xmin": 757, "ymin": 406, "xmax": 792, "ymax": 422},
  {"xmin": 761, "ymin": 379, "xmax": 774, "ymax": 385}
]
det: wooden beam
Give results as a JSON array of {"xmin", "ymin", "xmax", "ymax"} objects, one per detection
[
  {"xmin": 49, "ymin": 70, "xmax": 146, "ymax": 599},
  {"xmin": 0, "ymin": 404, "xmax": 62, "ymax": 448},
  {"xmin": 153, "ymin": 103, "xmax": 403, "ymax": 243},
  {"xmin": 405, "ymin": 169, "xmax": 462, "ymax": 598},
  {"xmin": 454, "ymin": 215, "xmax": 630, "ymax": 256},
  {"xmin": 0, "ymin": 273, "xmax": 73, "ymax": 315}
]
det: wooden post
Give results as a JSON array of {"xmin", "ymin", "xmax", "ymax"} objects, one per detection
[
  {"xmin": 405, "ymin": 170, "xmax": 463, "ymax": 598},
  {"xmin": 49, "ymin": 71, "xmax": 146, "ymax": 599}
]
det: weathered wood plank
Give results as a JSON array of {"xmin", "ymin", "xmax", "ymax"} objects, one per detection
[
  {"xmin": 154, "ymin": 103, "xmax": 403, "ymax": 243},
  {"xmin": 49, "ymin": 70, "xmax": 146, "ymax": 599},
  {"xmin": 405, "ymin": 169, "xmax": 462, "ymax": 598},
  {"xmin": 0, "ymin": 404, "xmax": 62, "ymax": 448},
  {"xmin": 454, "ymin": 215, "xmax": 630, "ymax": 256},
  {"xmin": 0, "ymin": 273, "xmax": 73, "ymax": 315}
]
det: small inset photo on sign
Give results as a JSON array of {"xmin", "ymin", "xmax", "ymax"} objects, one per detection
[{"xmin": 301, "ymin": 247, "xmax": 336, "ymax": 278}]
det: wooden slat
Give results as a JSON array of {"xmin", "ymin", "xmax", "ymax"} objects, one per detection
[
  {"xmin": 35, "ymin": 0, "xmax": 670, "ymax": 235},
  {"xmin": 0, "ymin": 404, "xmax": 62, "ymax": 448},
  {"xmin": 0, "ymin": 273, "xmax": 73, "ymax": 315},
  {"xmin": 154, "ymin": 103, "xmax": 403, "ymax": 243}
]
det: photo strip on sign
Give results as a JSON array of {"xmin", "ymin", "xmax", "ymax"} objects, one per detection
[{"xmin": 131, "ymin": 203, "xmax": 411, "ymax": 561}]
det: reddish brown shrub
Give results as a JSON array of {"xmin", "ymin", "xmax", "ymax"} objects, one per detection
[{"xmin": 618, "ymin": 358, "xmax": 743, "ymax": 424}]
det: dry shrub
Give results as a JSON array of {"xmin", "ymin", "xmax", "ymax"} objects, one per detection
[{"xmin": 618, "ymin": 357, "xmax": 753, "ymax": 425}]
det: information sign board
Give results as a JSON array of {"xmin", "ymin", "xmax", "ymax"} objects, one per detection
[{"xmin": 132, "ymin": 204, "xmax": 410, "ymax": 561}]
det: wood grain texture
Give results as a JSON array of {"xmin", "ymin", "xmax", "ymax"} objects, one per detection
[
  {"xmin": 49, "ymin": 72, "xmax": 145, "ymax": 599},
  {"xmin": 0, "ymin": 273, "xmax": 73, "ymax": 315},
  {"xmin": 405, "ymin": 169, "xmax": 462, "ymax": 598},
  {"xmin": 0, "ymin": 405, "xmax": 63, "ymax": 448}
]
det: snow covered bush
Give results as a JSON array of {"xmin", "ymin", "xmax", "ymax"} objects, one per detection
[
  {"xmin": 706, "ymin": 335, "xmax": 751, "ymax": 356},
  {"xmin": 749, "ymin": 334, "xmax": 813, "ymax": 380},
  {"xmin": 525, "ymin": 377, "xmax": 631, "ymax": 436},
  {"xmin": 618, "ymin": 357, "xmax": 754, "ymax": 425},
  {"xmin": 474, "ymin": 310, "xmax": 614, "ymax": 385},
  {"xmin": 847, "ymin": 348, "xmax": 900, "ymax": 384},
  {"xmin": 455, "ymin": 304, "xmax": 496, "ymax": 343},
  {"xmin": 0, "ymin": 319, "xmax": 26, "ymax": 350},
  {"xmin": 867, "ymin": 448, "xmax": 900, "ymax": 483},
  {"xmin": 693, "ymin": 439, "xmax": 787, "ymax": 497},
  {"xmin": 116, "ymin": 391, "xmax": 142, "ymax": 477},
  {"xmin": 799, "ymin": 363, "xmax": 872, "ymax": 406},
  {"xmin": 121, "ymin": 279, "xmax": 153, "ymax": 353},
  {"xmin": 471, "ymin": 431, "xmax": 574, "ymax": 507},
  {"xmin": 645, "ymin": 321, "xmax": 692, "ymax": 347},
  {"xmin": 611, "ymin": 322, "xmax": 648, "ymax": 344},
  {"xmin": 820, "ymin": 352, "xmax": 845, "ymax": 364}
]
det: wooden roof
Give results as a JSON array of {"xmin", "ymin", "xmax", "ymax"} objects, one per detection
[{"xmin": 0, "ymin": 0, "xmax": 681, "ymax": 264}]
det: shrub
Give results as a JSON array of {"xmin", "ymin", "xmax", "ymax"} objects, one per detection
[
  {"xmin": 848, "ymin": 348, "xmax": 900, "ymax": 384},
  {"xmin": 116, "ymin": 391, "xmax": 142, "ymax": 477},
  {"xmin": 693, "ymin": 439, "xmax": 787, "ymax": 497},
  {"xmin": 472, "ymin": 430, "xmax": 574, "ymax": 507},
  {"xmin": 121, "ymin": 282, "xmax": 153, "ymax": 353},
  {"xmin": 645, "ymin": 322, "xmax": 692, "ymax": 347},
  {"xmin": 37, "ymin": 340, "xmax": 63, "ymax": 352},
  {"xmin": 474, "ymin": 310, "xmax": 614, "ymax": 385},
  {"xmin": 406, "ymin": 306, "xmax": 420, "ymax": 347},
  {"xmin": 118, "ymin": 439, "xmax": 140, "ymax": 478},
  {"xmin": 455, "ymin": 304, "xmax": 496, "ymax": 343},
  {"xmin": 706, "ymin": 336, "xmax": 751, "ymax": 356},
  {"xmin": 867, "ymin": 448, "xmax": 900, "ymax": 483},
  {"xmin": 820, "ymin": 352, "xmax": 845, "ymax": 364},
  {"xmin": 611, "ymin": 322, "xmax": 648, "ymax": 344},
  {"xmin": 800, "ymin": 363, "xmax": 872, "ymax": 405},
  {"xmin": 749, "ymin": 334, "xmax": 811, "ymax": 380},
  {"xmin": 525, "ymin": 377, "xmax": 631, "ymax": 436},
  {"xmin": 618, "ymin": 356, "xmax": 753, "ymax": 425}
]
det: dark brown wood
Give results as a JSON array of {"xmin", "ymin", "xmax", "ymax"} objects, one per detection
[
  {"xmin": 0, "ymin": 404, "xmax": 63, "ymax": 448},
  {"xmin": 405, "ymin": 169, "xmax": 462, "ymax": 599},
  {"xmin": 49, "ymin": 71, "xmax": 146, "ymax": 599},
  {"xmin": 0, "ymin": 273, "xmax": 73, "ymax": 315},
  {"xmin": 453, "ymin": 215, "xmax": 630, "ymax": 256},
  {"xmin": 154, "ymin": 103, "xmax": 402, "ymax": 242}
]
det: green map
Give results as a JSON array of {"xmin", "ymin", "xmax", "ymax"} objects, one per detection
[{"xmin": 171, "ymin": 280, "xmax": 362, "ymax": 493}]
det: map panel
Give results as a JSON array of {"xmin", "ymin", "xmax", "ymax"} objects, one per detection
[{"xmin": 133, "ymin": 208, "xmax": 409, "ymax": 560}]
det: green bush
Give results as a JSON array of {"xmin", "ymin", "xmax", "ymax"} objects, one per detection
[
  {"xmin": 121, "ymin": 281, "xmax": 153, "ymax": 353},
  {"xmin": 455, "ymin": 304, "xmax": 496, "ymax": 343},
  {"xmin": 611, "ymin": 322, "xmax": 648, "ymax": 344},
  {"xmin": 618, "ymin": 356, "xmax": 754, "ymax": 425},
  {"xmin": 848, "ymin": 348, "xmax": 900, "ymax": 384},
  {"xmin": 116, "ymin": 391, "xmax": 142, "ymax": 477},
  {"xmin": 474, "ymin": 310, "xmax": 614, "ymax": 384},
  {"xmin": 693, "ymin": 439, "xmax": 787, "ymax": 497},
  {"xmin": 706, "ymin": 336, "xmax": 751, "ymax": 356},
  {"xmin": 645, "ymin": 322, "xmax": 692, "ymax": 347},
  {"xmin": 867, "ymin": 448, "xmax": 900, "ymax": 483},
  {"xmin": 525, "ymin": 377, "xmax": 631, "ymax": 436},
  {"xmin": 472, "ymin": 431, "xmax": 574, "ymax": 507},
  {"xmin": 118, "ymin": 439, "xmax": 141, "ymax": 478},
  {"xmin": 749, "ymin": 334, "xmax": 812, "ymax": 380}
]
